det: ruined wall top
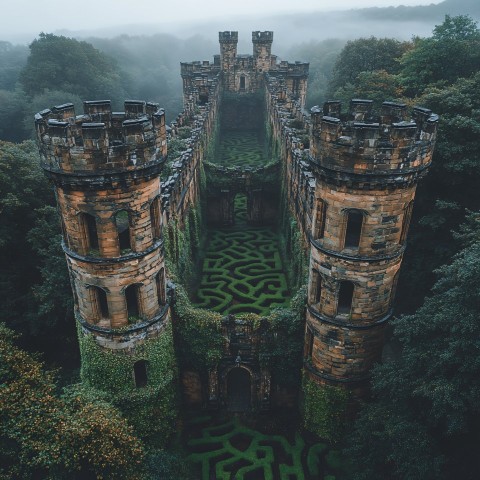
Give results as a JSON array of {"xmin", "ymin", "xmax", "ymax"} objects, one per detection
[
  {"xmin": 35, "ymin": 100, "xmax": 167, "ymax": 176},
  {"xmin": 309, "ymin": 100, "xmax": 438, "ymax": 177},
  {"xmin": 252, "ymin": 31, "xmax": 273, "ymax": 43},
  {"xmin": 219, "ymin": 31, "xmax": 238, "ymax": 43}
]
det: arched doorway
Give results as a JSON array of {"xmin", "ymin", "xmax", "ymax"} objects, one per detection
[{"xmin": 227, "ymin": 367, "xmax": 251, "ymax": 412}]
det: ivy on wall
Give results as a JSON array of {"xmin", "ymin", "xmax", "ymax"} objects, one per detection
[
  {"xmin": 78, "ymin": 322, "xmax": 178, "ymax": 443},
  {"xmin": 164, "ymin": 202, "xmax": 204, "ymax": 290},
  {"xmin": 301, "ymin": 376, "xmax": 350, "ymax": 445},
  {"xmin": 173, "ymin": 284, "xmax": 224, "ymax": 370},
  {"xmin": 258, "ymin": 285, "xmax": 307, "ymax": 388}
]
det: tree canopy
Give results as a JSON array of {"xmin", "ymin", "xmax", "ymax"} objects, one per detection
[
  {"xmin": 0, "ymin": 323, "xmax": 145, "ymax": 479},
  {"xmin": 20, "ymin": 33, "xmax": 127, "ymax": 105},
  {"xmin": 400, "ymin": 15, "xmax": 480, "ymax": 95},
  {"xmin": 329, "ymin": 36, "xmax": 410, "ymax": 94},
  {"xmin": 347, "ymin": 214, "xmax": 480, "ymax": 479}
]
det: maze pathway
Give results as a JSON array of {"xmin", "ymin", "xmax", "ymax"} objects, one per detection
[
  {"xmin": 214, "ymin": 131, "xmax": 266, "ymax": 167},
  {"xmin": 194, "ymin": 196, "xmax": 290, "ymax": 316},
  {"xmin": 186, "ymin": 416, "xmax": 340, "ymax": 480}
]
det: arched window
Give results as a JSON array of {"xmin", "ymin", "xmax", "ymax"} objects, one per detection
[
  {"xmin": 313, "ymin": 200, "xmax": 327, "ymax": 240},
  {"xmin": 80, "ymin": 212, "xmax": 99, "ymax": 252},
  {"xmin": 400, "ymin": 201, "xmax": 414, "ymax": 245},
  {"xmin": 116, "ymin": 210, "xmax": 131, "ymax": 252},
  {"xmin": 337, "ymin": 281, "xmax": 354, "ymax": 315},
  {"xmin": 133, "ymin": 360, "xmax": 148, "ymax": 388},
  {"xmin": 125, "ymin": 284, "xmax": 140, "ymax": 321},
  {"xmin": 344, "ymin": 209, "xmax": 364, "ymax": 248},
  {"xmin": 240, "ymin": 75, "xmax": 246, "ymax": 90},
  {"xmin": 310, "ymin": 269, "xmax": 322, "ymax": 305},
  {"xmin": 150, "ymin": 197, "xmax": 161, "ymax": 241},
  {"xmin": 93, "ymin": 286, "xmax": 109, "ymax": 322},
  {"xmin": 156, "ymin": 268, "xmax": 166, "ymax": 306}
]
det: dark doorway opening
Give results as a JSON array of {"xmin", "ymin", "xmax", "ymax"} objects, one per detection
[
  {"xmin": 227, "ymin": 367, "xmax": 251, "ymax": 412},
  {"xmin": 125, "ymin": 284, "xmax": 140, "ymax": 319},
  {"xmin": 133, "ymin": 360, "xmax": 148, "ymax": 388}
]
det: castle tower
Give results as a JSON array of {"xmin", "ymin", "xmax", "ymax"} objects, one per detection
[
  {"xmin": 219, "ymin": 31, "xmax": 238, "ymax": 91},
  {"xmin": 35, "ymin": 100, "xmax": 176, "ymax": 435},
  {"xmin": 252, "ymin": 31, "xmax": 273, "ymax": 72},
  {"xmin": 304, "ymin": 100, "xmax": 438, "ymax": 399}
]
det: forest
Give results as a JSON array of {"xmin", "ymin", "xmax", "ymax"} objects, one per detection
[{"xmin": 1, "ymin": 11, "xmax": 480, "ymax": 480}]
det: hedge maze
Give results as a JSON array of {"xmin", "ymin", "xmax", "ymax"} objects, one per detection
[
  {"xmin": 194, "ymin": 197, "xmax": 290, "ymax": 316},
  {"xmin": 186, "ymin": 415, "xmax": 341, "ymax": 480},
  {"xmin": 215, "ymin": 131, "xmax": 265, "ymax": 167}
]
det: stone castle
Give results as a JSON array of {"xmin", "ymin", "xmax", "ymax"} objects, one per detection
[{"xmin": 34, "ymin": 31, "xmax": 438, "ymax": 429}]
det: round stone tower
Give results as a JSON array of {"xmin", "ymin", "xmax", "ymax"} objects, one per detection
[
  {"xmin": 304, "ymin": 99, "xmax": 438, "ymax": 398},
  {"xmin": 35, "ymin": 100, "xmax": 176, "ymax": 434}
]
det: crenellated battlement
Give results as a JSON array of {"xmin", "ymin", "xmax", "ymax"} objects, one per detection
[
  {"xmin": 219, "ymin": 31, "xmax": 238, "ymax": 43},
  {"xmin": 35, "ymin": 100, "xmax": 167, "ymax": 176},
  {"xmin": 310, "ymin": 100, "xmax": 438, "ymax": 176},
  {"xmin": 252, "ymin": 31, "xmax": 273, "ymax": 43}
]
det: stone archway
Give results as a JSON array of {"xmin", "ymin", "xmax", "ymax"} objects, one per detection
[{"xmin": 227, "ymin": 367, "xmax": 251, "ymax": 412}]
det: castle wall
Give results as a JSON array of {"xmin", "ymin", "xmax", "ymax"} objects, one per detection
[{"xmin": 35, "ymin": 30, "xmax": 437, "ymax": 421}]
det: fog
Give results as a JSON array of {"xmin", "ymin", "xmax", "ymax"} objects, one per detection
[{"xmin": 2, "ymin": 0, "xmax": 447, "ymax": 46}]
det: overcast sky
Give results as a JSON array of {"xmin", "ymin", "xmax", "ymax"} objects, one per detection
[{"xmin": 2, "ymin": 0, "xmax": 441, "ymax": 41}]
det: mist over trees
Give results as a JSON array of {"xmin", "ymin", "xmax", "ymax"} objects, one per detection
[{"xmin": 1, "ymin": 6, "xmax": 480, "ymax": 479}]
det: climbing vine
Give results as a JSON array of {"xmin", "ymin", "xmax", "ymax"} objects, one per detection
[
  {"xmin": 301, "ymin": 376, "xmax": 350, "ymax": 445},
  {"xmin": 173, "ymin": 284, "xmax": 224, "ymax": 370},
  {"xmin": 164, "ymin": 202, "xmax": 204, "ymax": 289},
  {"xmin": 77, "ymin": 322, "xmax": 178, "ymax": 442}
]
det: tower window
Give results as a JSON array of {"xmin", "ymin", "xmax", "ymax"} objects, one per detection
[
  {"xmin": 240, "ymin": 75, "xmax": 246, "ymax": 90},
  {"xmin": 310, "ymin": 269, "xmax": 322, "ymax": 305},
  {"xmin": 338, "ymin": 281, "xmax": 354, "ymax": 315},
  {"xmin": 133, "ymin": 360, "xmax": 148, "ymax": 388},
  {"xmin": 400, "ymin": 201, "xmax": 414, "ymax": 245},
  {"xmin": 150, "ymin": 197, "xmax": 161, "ymax": 241},
  {"xmin": 156, "ymin": 268, "xmax": 166, "ymax": 306},
  {"xmin": 125, "ymin": 284, "xmax": 140, "ymax": 321},
  {"xmin": 92, "ymin": 286, "xmax": 109, "ymax": 322},
  {"xmin": 116, "ymin": 210, "xmax": 131, "ymax": 252},
  {"xmin": 313, "ymin": 200, "xmax": 327, "ymax": 240},
  {"xmin": 344, "ymin": 210, "xmax": 364, "ymax": 248},
  {"xmin": 80, "ymin": 212, "xmax": 99, "ymax": 252}
]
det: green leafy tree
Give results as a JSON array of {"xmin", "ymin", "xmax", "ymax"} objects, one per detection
[
  {"xmin": 0, "ymin": 323, "xmax": 145, "ymax": 479},
  {"xmin": 347, "ymin": 216, "xmax": 480, "ymax": 479},
  {"xmin": 329, "ymin": 37, "xmax": 410, "ymax": 94},
  {"xmin": 334, "ymin": 70, "xmax": 404, "ymax": 112},
  {"xmin": 400, "ymin": 15, "xmax": 480, "ymax": 95},
  {"xmin": 0, "ymin": 141, "xmax": 76, "ymax": 366},
  {"xmin": 397, "ymin": 72, "xmax": 480, "ymax": 313},
  {"xmin": 20, "ymin": 33, "xmax": 127, "ymax": 105}
]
